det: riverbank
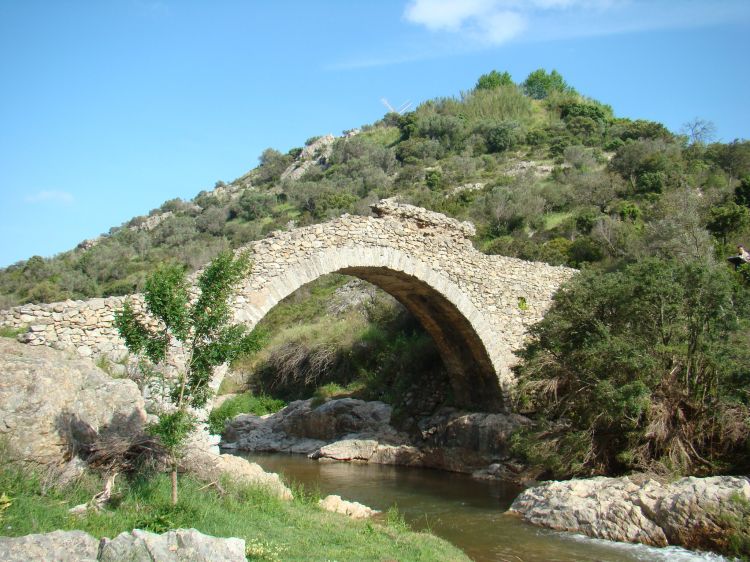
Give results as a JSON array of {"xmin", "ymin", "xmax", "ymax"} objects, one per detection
[
  {"xmin": 221, "ymin": 396, "xmax": 532, "ymax": 480},
  {"xmin": 236, "ymin": 451, "xmax": 734, "ymax": 562},
  {"xmin": 0, "ymin": 461, "xmax": 469, "ymax": 562}
]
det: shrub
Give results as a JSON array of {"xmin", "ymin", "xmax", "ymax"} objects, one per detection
[
  {"xmin": 483, "ymin": 122, "xmax": 521, "ymax": 153},
  {"xmin": 514, "ymin": 259, "xmax": 750, "ymax": 478},
  {"xmin": 207, "ymin": 393, "xmax": 286, "ymax": 434}
]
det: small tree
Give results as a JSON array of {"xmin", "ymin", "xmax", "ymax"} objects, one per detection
[
  {"xmin": 115, "ymin": 251, "xmax": 261, "ymax": 504},
  {"xmin": 475, "ymin": 70, "xmax": 513, "ymax": 90},
  {"xmin": 522, "ymin": 68, "xmax": 573, "ymax": 100}
]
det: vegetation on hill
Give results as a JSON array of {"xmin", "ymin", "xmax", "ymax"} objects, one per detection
[{"xmin": 2, "ymin": 68, "xmax": 749, "ymax": 478}]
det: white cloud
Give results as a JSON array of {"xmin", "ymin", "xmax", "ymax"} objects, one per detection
[
  {"xmin": 403, "ymin": 0, "xmax": 618, "ymax": 44},
  {"xmin": 402, "ymin": 0, "xmax": 744, "ymax": 46},
  {"xmin": 25, "ymin": 190, "xmax": 74, "ymax": 205}
]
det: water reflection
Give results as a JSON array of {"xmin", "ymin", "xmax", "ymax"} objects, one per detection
[{"xmin": 231, "ymin": 451, "xmax": 726, "ymax": 562}]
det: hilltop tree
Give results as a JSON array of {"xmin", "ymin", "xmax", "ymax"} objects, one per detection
[
  {"xmin": 115, "ymin": 250, "xmax": 261, "ymax": 504},
  {"xmin": 475, "ymin": 70, "xmax": 513, "ymax": 90},
  {"xmin": 522, "ymin": 69, "xmax": 573, "ymax": 100}
]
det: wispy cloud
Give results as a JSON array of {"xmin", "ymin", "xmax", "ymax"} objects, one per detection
[
  {"xmin": 331, "ymin": 0, "xmax": 750, "ymax": 70},
  {"xmin": 403, "ymin": 0, "xmax": 618, "ymax": 46},
  {"xmin": 25, "ymin": 190, "xmax": 74, "ymax": 205},
  {"xmin": 402, "ymin": 0, "xmax": 750, "ymax": 46}
]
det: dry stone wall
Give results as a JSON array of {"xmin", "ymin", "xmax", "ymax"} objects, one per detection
[{"xmin": 0, "ymin": 200, "xmax": 575, "ymax": 410}]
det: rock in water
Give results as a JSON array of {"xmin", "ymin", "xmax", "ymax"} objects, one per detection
[
  {"xmin": 509, "ymin": 475, "xmax": 750, "ymax": 550},
  {"xmin": 319, "ymin": 495, "xmax": 380, "ymax": 519},
  {"xmin": 0, "ymin": 338, "xmax": 146, "ymax": 466},
  {"xmin": 0, "ymin": 530, "xmax": 100, "ymax": 562}
]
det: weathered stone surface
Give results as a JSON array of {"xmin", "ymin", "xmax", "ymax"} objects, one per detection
[
  {"xmin": 0, "ymin": 528, "xmax": 247, "ymax": 562},
  {"xmin": 313, "ymin": 439, "xmax": 380, "ymax": 461},
  {"xmin": 99, "ymin": 528, "xmax": 246, "ymax": 562},
  {"xmin": 181, "ymin": 440, "xmax": 292, "ymax": 500},
  {"xmin": 224, "ymin": 398, "xmax": 528, "ymax": 473},
  {"xmin": 0, "ymin": 201, "xmax": 576, "ymax": 410},
  {"xmin": 509, "ymin": 475, "xmax": 750, "ymax": 549},
  {"xmin": 0, "ymin": 530, "xmax": 99, "ymax": 562},
  {"xmin": 0, "ymin": 338, "xmax": 146, "ymax": 466},
  {"xmin": 319, "ymin": 495, "xmax": 380, "ymax": 519}
]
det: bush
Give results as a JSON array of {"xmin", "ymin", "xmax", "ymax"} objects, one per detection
[
  {"xmin": 207, "ymin": 393, "xmax": 286, "ymax": 434},
  {"xmin": 514, "ymin": 258, "xmax": 750, "ymax": 478},
  {"xmin": 483, "ymin": 122, "xmax": 521, "ymax": 153}
]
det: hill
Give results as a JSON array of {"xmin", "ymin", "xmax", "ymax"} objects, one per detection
[{"xmin": 2, "ymin": 68, "xmax": 750, "ymax": 480}]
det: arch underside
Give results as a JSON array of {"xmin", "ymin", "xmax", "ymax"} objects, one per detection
[{"xmin": 339, "ymin": 266, "xmax": 504, "ymax": 412}]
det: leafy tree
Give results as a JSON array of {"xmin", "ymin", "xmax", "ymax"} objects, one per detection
[
  {"xmin": 706, "ymin": 202, "xmax": 750, "ymax": 247},
  {"xmin": 522, "ymin": 69, "xmax": 572, "ymax": 100},
  {"xmin": 475, "ymin": 70, "xmax": 513, "ymax": 90},
  {"xmin": 734, "ymin": 176, "xmax": 750, "ymax": 207},
  {"xmin": 115, "ymin": 251, "xmax": 261, "ymax": 504},
  {"xmin": 707, "ymin": 140, "xmax": 750, "ymax": 186},
  {"xmin": 514, "ymin": 259, "xmax": 750, "ymax": 477}
]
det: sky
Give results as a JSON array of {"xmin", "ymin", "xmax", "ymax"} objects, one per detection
[{"xmin": 1, "ymin": 0, "xmax": 749, "ymax": 267}]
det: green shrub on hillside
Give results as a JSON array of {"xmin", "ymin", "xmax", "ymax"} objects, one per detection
[{"xmin": 514, "ymin": 258, "xmax": 750, "ymax": 478}]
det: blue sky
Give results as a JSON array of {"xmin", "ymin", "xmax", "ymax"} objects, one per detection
[{"xmin": 1, "ymin": 0, "xmax": 749, "ymax": 267}]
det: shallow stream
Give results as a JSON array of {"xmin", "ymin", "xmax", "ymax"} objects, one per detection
[{"xmin": 233, "ymin": 452, "xmax": 727, "ymax": 562}]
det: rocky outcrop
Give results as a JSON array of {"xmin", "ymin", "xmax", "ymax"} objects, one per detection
[
  {"xmin": 0, "ymin": 529, "xmax": 246, "ymax": 562},
  {"xmin": 0, "ymin": 338, "xmax": 290, "ymax": 499},
  {"xmin": 223, "ymin": 397, "xmax": 529, "ymax": 474},
  {"xmin": 509, "ymin": 475, "xmax": 750, "ymax": 550},
  {"xmin": 0, "ymin": 338, "xmax": 146, "ymax": 467},
  {"xmin": 319, "ymin": 495, "xmax": 379, "ymax": 519},
  {"xmin": 99, "ymin": 528, "xmax": 246, "ymax": 562},
  {"xmin": 0, "ymin": 530, "xmax": 100, "ymax": 562},
  {"xmin": 280, "ymin": 134, "xmax": 336, "ymax": 181}
]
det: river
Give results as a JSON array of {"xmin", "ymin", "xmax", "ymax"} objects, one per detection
[{"xmin": 232, "ymin": 452, "xmax": 728, "ymax": 562}]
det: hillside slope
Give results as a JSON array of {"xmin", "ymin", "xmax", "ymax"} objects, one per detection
[{"xmin": 2, "ymin": 69, "xmax": 749, "ymax": 480}]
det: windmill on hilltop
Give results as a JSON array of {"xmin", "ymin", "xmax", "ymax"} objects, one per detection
[{"xmin": 381, "ymin": 98, "xmax": 412, "ymax": 115}]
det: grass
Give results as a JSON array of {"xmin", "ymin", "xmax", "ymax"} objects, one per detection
[
  {"xmin": 0, "ymin": 462, "xmax": 469, "ymax": 561},
  {"xmin": 208, "ymin": 393, "xmax": 286, "ymax": 434},
  {"xmin": 542, "ymin": 211, "xmax": 573, "ymax": 230},
  {"xmin": 0, "ymin": 326, "xmax": 25, "ymax": 338},
  {"xmin": 359, "ymin": 125, "xmax": 401, "ymax": 148}
]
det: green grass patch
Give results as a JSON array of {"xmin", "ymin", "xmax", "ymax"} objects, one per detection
[
  {"xmin": 542, "ymin": 211, "xmax": 573, "ymax": 230},
  {"xmin": 359, "ymin": 125, "xmax": 401, "ymax": 147},
  {"xmin": 0, "ymin": 463, "xmax": 468, "ymax": 561},
  {"xmin": 208, "ymin": 393, "xmax": 286, "ymax": 434},
  {"xmin": 0, "ymin": 326, "xmax": 25, "ymax": 338}
]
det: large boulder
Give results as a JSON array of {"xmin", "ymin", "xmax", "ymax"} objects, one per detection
[
  {"xmin": 99, "ymin": 528, "xmax": 246, "ymax": 562},
  {"xmin": 509, "ymin": 475, "xmax": 750, "ymax": 550},
  {"xmin": 0, "ymin": 339, "xmax": 146, "ymax": 466},
  {"xmin": 0, "ymin": 530, "xmax": 99, "ymax": 562},
  {"xmin": 223, "ymin": 398, "xmax": 529, "ymax": 474},
  {"xmin": 0, "ymin": 529, "xmax": 247, "ymax": 562},
  {"xmin": 223, "ymin": 398, "xmax": 407, "ymax": 456}
]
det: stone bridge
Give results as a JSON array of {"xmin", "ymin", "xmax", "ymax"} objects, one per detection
[{"xmin": 0, "ymin": 200, "xmax": 575, "ymax": 411}]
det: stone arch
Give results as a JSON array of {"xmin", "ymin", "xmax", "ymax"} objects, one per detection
[
  {"xmin": 231, "ymin": 246, "xmax": 509, "ymax": 412},
  {"xmin": 0, "ymin": 200, "xmax": 576, "ymax": 414}
]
